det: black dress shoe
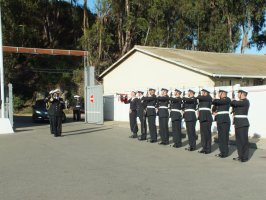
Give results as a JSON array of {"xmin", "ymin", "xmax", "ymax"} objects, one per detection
[
  {"xmin": 129, "ymin": 135, "xmax": 138, "ymax": 138},
  {"xmin": 204, "ymin": 151, "xmax": 211, "ymax": 154},
  {"xmin": 233, "ymin": 157, "xmax": 240, "ymax": 161},
  {"xmin": 172, "ymin": 143, "xmax": 182, "ymax": 148},
  {"xmin": 149, "ymin": 140, "xmax": 157, "ymax": 143},
  {"xmin": 185, "ymin": 147, "xmax": 195, "ymax": 151},
  {"xmin": 138, "ymin": 137, "xmax": 147, "ymax": 141},
  {"xmin": 158, "ymin": 142, "xmax": 169, "ymax": 145},
  {"xmin": 241, "ymin": 159, "xmax": 248, "ymax": 162},
  {"xmin": 198, "ymin": 150, "xmax": 206, "ymax": 154},
  {"xmin": 220, "ymin": 154, "xmax": 228, "ymax": 158}
]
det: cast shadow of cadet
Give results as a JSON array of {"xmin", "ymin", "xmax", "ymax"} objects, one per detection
[
  {"xmin": 226, "ymin": 134, "xmax": 259, "ymax": 160},
  {"xmin": 62, "ymin": 127, "xmax": 112, "ymax": 137}
]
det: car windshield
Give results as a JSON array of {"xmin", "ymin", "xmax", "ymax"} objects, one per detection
[{"xmin": 35, "ymin": 100, "xmax": 46, "ymax": 108}]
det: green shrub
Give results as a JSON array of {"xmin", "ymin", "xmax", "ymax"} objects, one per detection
[{"xmin": 13, "ymin": 96, "xmax": 25, "ymax": 111}]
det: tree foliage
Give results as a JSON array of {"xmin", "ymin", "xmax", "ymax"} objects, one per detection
[{"xmin": 1, "ymin": 0, "xmax": 265, "ymax": 102}]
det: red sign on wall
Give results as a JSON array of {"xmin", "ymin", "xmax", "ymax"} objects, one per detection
[{"xmin": 90, "ymin": 95, "xmax": 94, "ymax": 103}]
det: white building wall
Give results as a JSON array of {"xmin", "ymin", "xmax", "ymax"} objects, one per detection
[{"xmin": 103, "ymin": 51, "xmax": 214, "ymax": 95}]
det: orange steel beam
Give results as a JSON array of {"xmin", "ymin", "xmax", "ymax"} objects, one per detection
[{"xmin": 3, "ymin": 46, "xmax": 88, "ymax": 57}]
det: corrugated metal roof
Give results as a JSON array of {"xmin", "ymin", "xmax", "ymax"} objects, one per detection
[{"xmin": 99, "ymin": 45, "xmax": 266, "ymax": 78}]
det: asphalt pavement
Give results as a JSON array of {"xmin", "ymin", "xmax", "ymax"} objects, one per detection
[{"xmin": 0, "ymin": 116, "xmax": 265, "ymax": 200}]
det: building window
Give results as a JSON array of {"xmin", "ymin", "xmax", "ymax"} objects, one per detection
[{"xmin": 254, "ymin": 79, "xmax": 264, "ymax": 86}]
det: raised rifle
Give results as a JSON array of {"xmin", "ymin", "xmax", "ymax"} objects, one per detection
[
  {"xmin": 198, "ymin": 86, "xmax": 201, "ymax": 96},
  {"xmin": 231, "ymin": 86, "xmax": 235, "ymax": 114},
  {"xmin": 182, "ymin": 86, "xmax": 185, "ymax": 96},
  {"xmin": 213, "ymin": 87, "xmax": 217, "ymax": 98}
]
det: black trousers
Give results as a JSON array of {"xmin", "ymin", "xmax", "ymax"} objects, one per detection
[
  {"xmin": 147, "ymin": 115, "xmax": 157, "ymax": 141},
  {"xmin": 50, "ymin": 116, "xmax": 62, "ymax": 136},
  {"xmin": 217, "ymin": 122, "xmax": 230, "ymax": 156},
  {"xmin": 49, "ymin": 114, "xmax": 53, "ymax": 134},
  {"xmin": 200, "ymin": 121, "xmax": 212, "ymax": 153},
  {"xmin": 235, "ymin": 126, "xmax": 249, "ymax": 160},
  {"xmin": 159, "ymin": 117, "xmax": 169, "ymax": 143},
  {"xmin": 172, "ymin": 120, "xmax": 182, "ymax": 145},
  {"xmin": 138, "ymin": 115, "xmax": 147, "ymax": 137},
  {"xmin": 185, "ymin": 121, "xmax": 196, "ymax": 148},
  {"xmin": 129, "ymin": 110, "xmax": 138, "ymax": 135},
  {"xmin": 73, "ymin": 109, "xmax": 81, "ymax": 121}
]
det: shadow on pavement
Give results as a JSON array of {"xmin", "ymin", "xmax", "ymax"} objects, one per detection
[
  {"xmin": 14, "ymin": 115, "xmax": 83, "ymax": 130},
  {"xmin": 211, "ymin": 143, "xmax": 219, "ymax": 152},
  {"xmin": 62, "ymin": 127, "xmax": 103, "ymax": 134},
  {"xmin": 62, "ymin": 127, "xmax": 112, "ymax": 137}
]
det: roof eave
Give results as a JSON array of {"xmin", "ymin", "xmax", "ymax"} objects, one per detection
[
  {"xmin": 212, "ymin": 74, "xmax": 266, "ymax": 79},
  {"xmin": 99, "ymin": 47, "xmax": 137, "ymax": 78}
]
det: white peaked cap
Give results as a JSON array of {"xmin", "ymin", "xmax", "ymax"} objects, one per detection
[{"xmin": 53, "ymin": 89, "xmax": 61, "ymax": 93}]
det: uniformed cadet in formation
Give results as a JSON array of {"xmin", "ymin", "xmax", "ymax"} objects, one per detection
[
  {"xmin": 136, "ymin": 91, "xmax": 147, "ymax": 140},
  {"xmin": 157, "ymin": 88, "xmax": 170, "ymax": 145},
  {"xmin": 170, "ymin": 89, "xmax": 183, "ymax": 148},
  {"xmin": 212, "ymin": 89, "xmax": 231, "ymax": 158},
  {"xmin": 197, "ymin": 89, "xmax": 213, "ymax": 154},
  {"xmin": 142, "ymin": 88, "xmax": 158, "ymax": 143},
  {"xmin": 183, "ymin": 89, "xmax": 198, "ymax": 151},
  {"xmin": 231, "ymin": 89, "xmax": 250, "ymax": 162},
  {"xmin": 124, "ymin": 91, "xmax": 139, "ymax": 138},
  {"xmin": 46, "ymin": 89, "xmax": 65, "ymax": 137}
]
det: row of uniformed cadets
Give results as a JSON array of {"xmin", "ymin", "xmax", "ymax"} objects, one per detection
[{"xmin": 124, "ymin": 87, "xmax": 250, "ymax": 162}]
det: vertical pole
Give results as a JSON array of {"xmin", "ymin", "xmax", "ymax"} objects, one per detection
[
  {"xmin": 84, "ymin": 56, "xmax": 88, "ymax": 123},
  {"xmin": 0, "ymin": 8, "xmax": 5, "ymax": 118},
  {"xmin": 8, "ymin": 83, "xmax": 13, "ymax": 127}
]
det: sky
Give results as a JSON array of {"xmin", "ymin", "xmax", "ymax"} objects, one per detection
[{"xmin": 65, "ymin": 0, "xmax": 266, "ymax": 55}]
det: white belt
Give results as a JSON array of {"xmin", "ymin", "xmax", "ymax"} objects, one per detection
[
  {"xmin": 171, "ymin": 109, "xmax": 182, "ymax": 113},
  {"xmin": 185, "ymin": 109, "xmax": 196, "ymax": 112},
  {"xmin": 199, "ymin": 108, "xmax": 211, "ymax": 111},
  {"xmin": 217, "ymin": 111, "xmax": 229, "ymax": 115},
  {"xmin": 159, "ymin": 106, "xmax": 168, "ymax": 109},
  {"xmin": 147, "ymin": 106, "xmax": 155, "ymax": 109},
  {"xmin": 234, "ymin": 115, "xmax": 248, "ymax": 118}
]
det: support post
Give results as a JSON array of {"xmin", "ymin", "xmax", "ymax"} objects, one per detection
[{"xmin": 0, "ymin": 8, "xmax": 4, "ymax": 118}]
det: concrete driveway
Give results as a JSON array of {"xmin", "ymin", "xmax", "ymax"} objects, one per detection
[{"xmin": 0, "ymin": 116, "xmax": 265, "ymax": 200}]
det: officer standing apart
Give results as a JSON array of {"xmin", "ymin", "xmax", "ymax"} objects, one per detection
[
  {"xmin": 47, "ymin": 89, "xmax": 65, "ymax": 137},
  {"xmin": 143, "ymin": 88, "xmax": 158, "ymax": 143},
  {"xmin": 136, "ymin": 91, "xmax": 147, "ymax": 140},
  {"xmin": 124, "ymin": 91, "xmax": 139, "ymax": 138},
  {"xmin": 183, "ymin": 89, "xmax": 198, "ymax": 151},
  {"xmin": 73, "ymin": 95, "xmax": 82, "ymax": 121},
  {"xmin": 170, "ymin": 89, "xmax": 183, "ymax": 148},
  {"xmin": 197, "ymin": 89, "xmax": 213, "ymax": 154},
  {"xmin": 212, "ymin": 89, "xmax": 231, "ymax": 158},
  {"xmin": 157, "ymin": 88, "xmax": 170, "ymax": 145},
  {"xmin": 231, "ymin": 89, "xmax": 250, "ymax": 162}
]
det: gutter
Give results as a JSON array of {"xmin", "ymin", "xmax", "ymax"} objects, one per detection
[{"xmin": 212, "ymin": 74, "xmax": 266, "ymax": 79}]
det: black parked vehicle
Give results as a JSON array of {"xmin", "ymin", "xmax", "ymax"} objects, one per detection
[{"xmin": 32, "ymin": 99, "xmax": 66, "ymax": 123}]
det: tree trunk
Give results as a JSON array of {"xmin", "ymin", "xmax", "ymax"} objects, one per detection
[
  {"xmin": 98, "ymin": 18, "xmax": 103, "ymax": 59},
  {"xmin": 227, "ymin": 15, "xmax": 233, "ymax": 50},
  {"xmin": 83, "ymin": 0, "xmax": 89, "ymax": 34},
  {"xmin": 121, "ymin": 0, "xmax": 131, "ymax": 55},
  {"xmin": 240, "ymin": 16, "xmax": 251, "ymax": 54}
]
